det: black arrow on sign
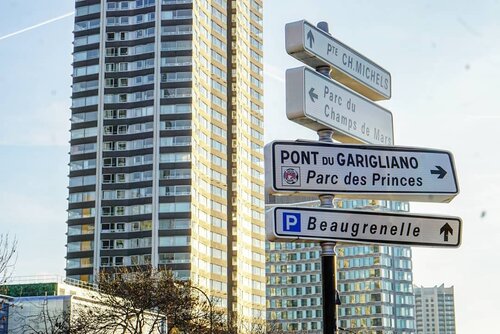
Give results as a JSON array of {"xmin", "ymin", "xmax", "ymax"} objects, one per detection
[
  {"xmin": 309, "ymin": 88, "xmax": 318, "ymax": 102},
  {"xmin": 440, "ymin": 223, "xmax": 453, "ymax": 242},
  {"xmin": 430, "ymin": 166, "xmax": 447, "ymax": 179},
  {"xmin": 307, "ymin": 30, "xmax": 315, "ymax": 48}
]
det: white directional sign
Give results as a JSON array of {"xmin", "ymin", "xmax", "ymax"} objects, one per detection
[
  {"xmin": 265, "ymin": 141, "xmax": 459, "ymax": 202},
  {"xmin": 287, "ymin": 67, "xmax": 394, "ymax": 145},
  {"xmin": 267, "ymin": 207, "xmax": 462, "ymax": 248},
  {"xmin": 286, "ymin": 20, "xmax": 391, "ymax": 101}
]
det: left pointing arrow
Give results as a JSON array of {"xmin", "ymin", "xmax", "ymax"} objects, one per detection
[
  {"xmin": 440, "ymin": 223, "xmax": 453, "ymax": 242},
  {"xmin": 308, "ymin": 87, "xmax": 318, "ymax": 102}
]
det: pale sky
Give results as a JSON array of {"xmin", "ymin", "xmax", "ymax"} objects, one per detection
[{"xmin": 1, "ymin": 1, "xmax": 499, "ymax": 332}]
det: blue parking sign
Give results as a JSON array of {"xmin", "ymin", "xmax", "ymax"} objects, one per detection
[{"xmin": 283, "ymin": 212, "xmax": 301, "ymax": 232}]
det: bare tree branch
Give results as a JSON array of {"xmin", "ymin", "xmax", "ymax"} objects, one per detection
[{"xmin": 0, "ymin": 234, "xmax": 17, "ymax": 285}]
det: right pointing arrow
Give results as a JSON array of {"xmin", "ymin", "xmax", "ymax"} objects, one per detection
[
  {"xmin": 440, "ymin": 223, "xmax": 453, "ymax": 242},
  {"xmin": 431, "ymin": 165, "xmax": 447, "ymax": 179},
  {"xmin": 308, "ymin": 88, "xmax": 318, "ymax": 102}
]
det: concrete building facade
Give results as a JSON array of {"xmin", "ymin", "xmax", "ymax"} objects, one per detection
[
  {"xmin": 67, "ymin": 0, "xmax": 265, "ymax": 323},
  {"xmin": 414, "ymin": 284, "xmax": 456, "ymax": 334}
]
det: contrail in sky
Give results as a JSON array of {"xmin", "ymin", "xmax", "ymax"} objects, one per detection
[{"xmin": 0, "ymin": 11, "xmax": 74, "ymax": 42}]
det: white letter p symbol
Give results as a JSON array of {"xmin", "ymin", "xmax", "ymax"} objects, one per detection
[{"xmin": 285, "ymin": 215, "xmax": 298, "ymax": 231}]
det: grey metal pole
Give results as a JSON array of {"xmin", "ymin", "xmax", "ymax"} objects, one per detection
[
  {"xmin": 320, "ymin": 238, "xmax": 337, "ymax": 334},
  {"xmin": 317, "ymin": 156, "xmax": 338, "ymax": 334},
  {"xmin": 316, "ymin": 21, "xmax": 339, "ymax": 334}
]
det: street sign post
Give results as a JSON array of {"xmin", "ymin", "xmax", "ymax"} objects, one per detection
[
  {"xmin": 286, "ymin": 20, "xmax": 391, "ymax": 101},
  {"xmin": 265, "ymin": 140, "xmax": 459, "ymax": 202},
  {"xmin": 267, "ymin": 207, "xmax": 462, "ymax": 247},
  {"xmin": 286, "ymin": 66, "xmax": 394, "ymax": 145},
  {"xmin": 270, "ymin": 18, "xmax": 462, "ymax": 334}
]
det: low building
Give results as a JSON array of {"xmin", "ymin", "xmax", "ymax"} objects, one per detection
[
  {"xmin": 4, "ymin": 276, "xmax": 97, "ymax": 333},
  {"xmin": 4, "ymin": 276, "xmax": 161, "ymax": 333},
  {"xmin": 0, "ymin": 294, "xmax": 11, "ymax": 334}
]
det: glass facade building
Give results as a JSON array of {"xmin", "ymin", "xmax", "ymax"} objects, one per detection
[
  {"xmin": 266, "ymin": 199, "xmax": 416, "ymax": 333},
  {"xmin": 8, "ymin": 295, "xmax": 71, "ymax": 334},
  {"xmin": 66, "ymin": 0, "xmax": 265, "ymax": 323}
]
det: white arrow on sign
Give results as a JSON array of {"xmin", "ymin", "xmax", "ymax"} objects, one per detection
[
  {"xmin": 265, "ymin": 141, "xmax": 459, "ymax": 203},
  {"xmin": 267, "ymin": 207, "xmax": 462, "ymax": 248},
  {"xmin": 286, "ymin": 67, "xmax": 394, "ymax": 145},
  {"xmin": 286, "ymin": 20, "xmax": 391, "ymax": 101}
]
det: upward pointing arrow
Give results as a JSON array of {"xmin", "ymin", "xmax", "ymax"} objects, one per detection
[
  {"xmin": 431, "ymin": 166, "xmax": 447, "ymax": 179},
  {"xmin": 440, "ymin": 223, "xmax": 453, "ymax": 242},
  {"xmin": 307, "ymin": 30, "xmax": 315, "ymax": 48}
]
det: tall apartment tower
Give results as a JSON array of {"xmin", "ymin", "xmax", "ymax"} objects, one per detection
[
  {"xmin": 66, "ymin": 0, "xmax": 265, "ymax": 322},
  {"xmin": 414, "ymin": 284, "xmax": 456, "ymax": 334},
  {"xmin": 267, "ymin": 200, "xmax": 416, "ymax": 334}
]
